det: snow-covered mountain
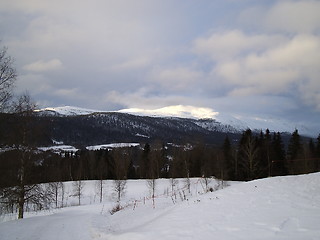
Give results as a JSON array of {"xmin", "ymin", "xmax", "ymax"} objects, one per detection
[
  {"xmin": 36, "ymin": 106, "xmax": 100, "ymax": 116},
  {"xmin": 37, "ymin": 105, "xmax": 313, "ymax": 137}
]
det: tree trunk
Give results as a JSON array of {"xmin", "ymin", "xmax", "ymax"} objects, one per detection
[
  {"xmin": 18, "ymin": 189, "xmax": 25, "ymax": 219},
  {"xmin": 100, "ymin": 179, "xmax": 103, "ymax": 203}
]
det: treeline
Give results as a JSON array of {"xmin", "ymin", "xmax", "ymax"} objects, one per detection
[{"xmin": 1, "ymin": 129, "xmax": 320, "ymax": 189}]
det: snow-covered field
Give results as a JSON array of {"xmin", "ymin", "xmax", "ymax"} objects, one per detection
[{"xmin": 1, "ymin": 173, "xmax": 320, "ymax": 240}]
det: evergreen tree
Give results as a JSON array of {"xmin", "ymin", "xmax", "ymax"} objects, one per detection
[
  {"xmin": 287, "ymin": 129, "xmax": 303, "ymax": 174},
  {"xmin": 306, "ymin": 139, "xmax": 316, "ymax": 173},
  {"xmin": 271, "ymin": 132, "xmax": 287, "ymax": 176},
  {"xmin": 265, "ymin": 129, "xmax": 272, "ymax": 176},
  {"xmin": 315, "ymin": 134, "xmax": 320, "ymax": 172},
  {"xmin": 238, "ymin": 129, "xmax": 259, "ymax": 180},
  {"xmin": 140, "ymin": 143, "xmax": 150, "ymax": 178},
  {"xmin": 256, "ymin": 130, "xmax": 270, "ymax": 178},
  {"xmin": 287, "ymin": 129, "xmax": 303, "ymax": 160},
  {"xmin": 222, "ymin": 135, "xmax": 234, "ymax": 180}
]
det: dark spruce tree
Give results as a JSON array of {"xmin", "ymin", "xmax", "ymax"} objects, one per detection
[
  {"xmin": 271, "ymin": 132, "xmax": 287, "ymax": 176},
  {"xmin": 237, "ymin": 129, "xmax": 260, "ymax": 180},
  {"xmin": 316, "ymin": 134, "xmax": 320, "ymax": 172},
  {"xmin": 222, "ymin": 135, "xmax": 235, "ymax": 180},
  {"xmin": 256, "ymin": 130, "xmax": 271, "ymax": 178},
  {"xmin": 287, "ymin": 129, "xmax": 304, "ymax": 174}
]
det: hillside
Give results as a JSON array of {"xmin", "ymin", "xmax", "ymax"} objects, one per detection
[
  {"xmin": 6, "ymin": 105, "xmax": 301, "ymax": 147},
  {"xmin": 0, "ymin": 173, "xmax": 319, "ymax": 239}
]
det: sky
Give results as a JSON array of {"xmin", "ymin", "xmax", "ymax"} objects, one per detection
[{"xmin": 1, "ymin": 0, "xmax": 320, "ymax": 135}]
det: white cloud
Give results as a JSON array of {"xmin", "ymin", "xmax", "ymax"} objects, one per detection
[
  {"xmin": 104, "ymin": 89, "xmax": 207, "ymax": 110},
  {"xmin": 265, "ymin": 0, "xmax": 320, "ymax": 33},
  {"xmin": 110, "ymin": 56, "xmax": 151, "ymax": 71},
  {"xmin": 238, "ymin": 0, "xmax": 320, "ymax": 34},
  {"xmin": 23, "ymin": 59, "xmax": 62, "ymax": 72},
  {"xmin": 16, "ymin": 73, "xmax": 52, "ymax": 94},
  {"xmin": 195, "ymin": 29, "xmax": 320, "ymax": 110},
  {"xmin": 53, "ymin": 88, "xmax": 79, "ymax": 98},
  {"xmin": 149, "ymin": 67, "xmax": 204, "ymax": 91},
  {"xmin": 193, "ymin": 30, "xmax": 286, "ymax": 61}
]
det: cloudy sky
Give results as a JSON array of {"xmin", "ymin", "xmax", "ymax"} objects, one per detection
[{"xmin": 1, "ymin": 0, "xmax": 320, "ymax": 134}]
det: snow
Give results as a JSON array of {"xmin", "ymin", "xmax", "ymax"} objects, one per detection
[
  {"xmin": 1, "ymin": 173, "xmax": 320, "ymax": 240},
  {"xmin": 118, "ymin": 105, "xmax": 219, "ymax": 119},
  {"xmin": 135, "ymin": 133, "xmax": 150, "ymax": 138},
  {"xmin": 52, "ymin": 139, "xmax": 64, "ymax": 145},
  {"xmin": 38, "ymin": 145, "xmax": 79, "ymax": 153},
  {"xmin": 86, "ymin": 143, "xmax": 140, "ymax": 151},
  {"xmin": 37, "ymin": 143, "xmax": 140, "ymax": 153},
  {"xmin": 37, "ymin": 106, "xmax": 100, "ymax": 116}
]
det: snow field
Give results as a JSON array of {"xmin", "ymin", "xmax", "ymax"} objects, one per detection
[{"xmin": 1, "ymin": 173, "xmax": 320, "ymax": 240}]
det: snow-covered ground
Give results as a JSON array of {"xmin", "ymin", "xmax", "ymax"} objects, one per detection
[
  {"xmin": 36, "ymin": 143, "xmax": 141, "ymax": 155},
  {"xmin": 86, "ymin": 143, "xmax": 140, "ymax": 151},
  {"xmin": 1, "ymin": 173, "xmax": 320, "ymax": 240},
  {"xmin": 38, "ymin": 145, "xmax": 79, "ymax": 153}
]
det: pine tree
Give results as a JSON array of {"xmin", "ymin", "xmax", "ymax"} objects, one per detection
[
  {"xmin": 287, "ymin": 129, "xmax": 303, "ymax": 174},
  {"xmin": 271, "ymin": 132, "xmax": 287, "ymax": 176},
  {"xmin": 315, "ymin": 134, "xmax": 320, "ymax": 172},
  {"xmin": 222, "ymin": 135, "xmax": 234, "ymax": 180},
  {"xmin": 287, "ymin": 129, "xmax": 302, "ymax": 160},
  {"xmin": 256, "ymin": 130, "xmax": 270, "ymax": 178},
  {"xmin": 142, "ymin": 143, "xmax": 150, "ymax": 178},
  {"xmin": 238, "ymin": 129, "xmax": 259, "ymax": 180}
]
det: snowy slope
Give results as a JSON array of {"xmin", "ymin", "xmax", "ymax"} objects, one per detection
[
  {"xmin": 37, "ymin": 106, "xmax": 100, "ymax": 116},
  {"xmin": 1, "ymin": 173, "xmax": 320, "ymax": 240},
  {"xmin": 118, "ymin": 105, "xmax": 219, "ymax": 119},
  {"xmin": 104, "ymin": 174, "xmax": 320, "ymax": 240}
]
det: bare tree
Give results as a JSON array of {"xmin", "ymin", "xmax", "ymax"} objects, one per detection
[
  {"xmin": 147, "ymin": 178, "xmax": 156, "ymax": 208},
  {"xmin": 72, "ymin": 180, "xmax": 85, "ymax": 206},
  {"xmin": 96, "ymin": 150, "xmax": 108, "ymax": 203},
  {"xmin": 112, "ymin": 148, "xmax": 129, "ymax": 204},
  {"xmin": 0, "ymin": 93, "xmax": 40, "ymax": 218},
  {"xmin": 96, "ymin": 179, "xmax": 104, "ymax": 203},
  {"xmin": 146, "ymin": 148, "xmax": 159, "ymax": 208},
  {"xmin": 49, "ymin": 181, "xmax": 64, "ymax": 208},
  {"xmin": 1, "ymin": 183, "xmax": 54, "ymax": 214},
  {"xmin": 113, "ymin": 179, "xmax": 126, "ymax": 204},
  {"xmin": 169, "ymin": 178, "xmax": 179, "ymax": 197},
  {"xmin": 201, "ymin": 175, "xmax": 212, "ymax": 193},
  {"xmin": 0, "ymin": 45, "xmax": 17, "ymax": 111}
]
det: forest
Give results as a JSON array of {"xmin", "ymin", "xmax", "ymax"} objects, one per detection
[{"xmin": 1, "ymin": 127, "xmax": 320, "ymax": 188}]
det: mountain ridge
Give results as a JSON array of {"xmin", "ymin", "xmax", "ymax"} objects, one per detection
[{"xmin": 37, "ymin": 105, "xmax": 313, "ymax": 137}]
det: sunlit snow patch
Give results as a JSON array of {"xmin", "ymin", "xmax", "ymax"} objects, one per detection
[
  {"xmin": 38, "ymin": 145, "xmax": 79, "ymax": 153},
  {"xmin": 119, "ymin": 105, "xmax": 219, "ymax": 119},
  {"xmin": 86, "ymin": 143, "xmax": 140, "ymax": 151}
]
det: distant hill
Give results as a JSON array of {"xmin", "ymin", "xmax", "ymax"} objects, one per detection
[{"xmin": 1, "ymin": 106, "xmax": 309, "ymax": 148}]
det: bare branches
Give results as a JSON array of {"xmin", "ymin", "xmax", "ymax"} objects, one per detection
[
  {"xmin": 11, "ymin": 92, "xmax": 37, "ymax": 116},
  {"xmin": 113, "ymin": 179, "xmax": 126, "ymax": 203},
  {"xmin": 72, "ymin": 180, "xmax": 85, "ymax": 206},
  {"xmin": 0, "ymin": 46, "xmax": 17, "ymax": 111}
]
